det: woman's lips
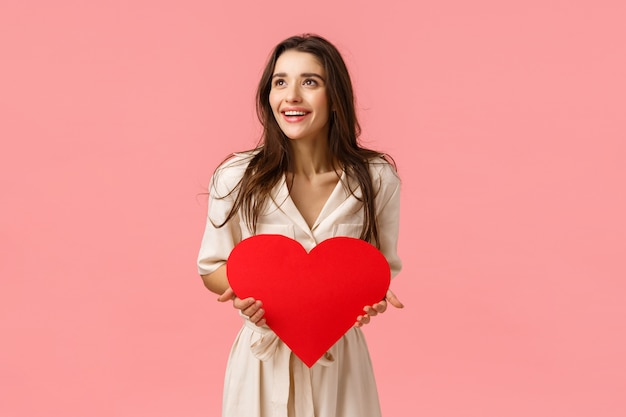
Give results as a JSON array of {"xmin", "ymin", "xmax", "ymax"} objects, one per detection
[{"xmin": 282, "ymin": 110, "xmax": 309, "ymax": 123}]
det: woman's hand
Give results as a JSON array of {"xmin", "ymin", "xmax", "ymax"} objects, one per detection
[
  {"xmin": 355, "ymin": 289, "xmax": 404, "ymax": 328},
  {"xmin": 217, "ymin": 287, "xmax": 267, "ymax": 327}
]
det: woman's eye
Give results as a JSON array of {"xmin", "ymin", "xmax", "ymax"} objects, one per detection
[
  {"xmin": 273, "ymin": 79, "xmax": 286, "ymax": 87},
  {"xmin": 303, "ymin": 79, "xmax": 318, "ymax": 86}
]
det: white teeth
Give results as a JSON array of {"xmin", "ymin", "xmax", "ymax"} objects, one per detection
[{"xmin": 284, "ymin": 111, "xmax": 306, "ymax": 116}]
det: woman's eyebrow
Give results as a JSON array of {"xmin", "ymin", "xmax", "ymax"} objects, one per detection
[
  {"xmin": 301, "ymin": 73, "xmax": 325, "ymax": 81},
  {"xmin": 271, "ymin": 72, "xmax": 326, "ymax": 81}
]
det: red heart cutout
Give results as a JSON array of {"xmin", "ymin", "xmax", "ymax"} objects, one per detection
[{"xmin": 226, "ymin": 235, "xmax": 390, "ymax": 367}]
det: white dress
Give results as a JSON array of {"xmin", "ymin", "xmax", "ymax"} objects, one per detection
[{"xmin": 198, "ymin": 151, "xmax": 402, "ymax": 417}]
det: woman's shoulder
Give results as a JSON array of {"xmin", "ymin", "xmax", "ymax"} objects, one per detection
[
  {"xmin": 210, "ymin": 148, "xmax": 260, "ymax": 195},
  {"xmin": 216, "ymin": 149, "xmax": 258, "ymax": 172},
  {"xmin": 367, "ymin": 154, "xmax": 400, "ymax": 185}
]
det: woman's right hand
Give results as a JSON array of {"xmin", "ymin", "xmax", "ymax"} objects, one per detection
[{"xmin": 217, "ymin": 287, "xmax": 266, "ymax": 327}]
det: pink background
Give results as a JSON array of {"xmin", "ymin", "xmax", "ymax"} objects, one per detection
[{"xmin": 1, "ymin": 1, "xmax": 625, "ymax": 416}]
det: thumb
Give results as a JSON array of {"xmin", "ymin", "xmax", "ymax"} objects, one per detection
[
  {"xmin": 386, "ymin": 289, "xmax": 404, "ymax": 309},
  {"xmin": 217, "ymin": 287, "xmax": 236, "ymax": 303}
]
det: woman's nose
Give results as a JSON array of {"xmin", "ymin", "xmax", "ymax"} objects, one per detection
[{"xmin": 285, "ymin": 84, "xmax": 301, "ymax": 102}]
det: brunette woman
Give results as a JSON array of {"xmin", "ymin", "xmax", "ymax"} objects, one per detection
[{"xmin": 198, "ymin": 34, "xmax": 403, "ymax": 417}]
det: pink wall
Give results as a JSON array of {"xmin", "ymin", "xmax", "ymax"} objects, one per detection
[{"xmin": 1, "ymin": 1, "xmax": 625, "ymax": 416}]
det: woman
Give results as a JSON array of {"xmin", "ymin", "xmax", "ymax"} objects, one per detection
[{"xmin": 198, "ymin": 34, "xmax": 403, "ymax": 417}]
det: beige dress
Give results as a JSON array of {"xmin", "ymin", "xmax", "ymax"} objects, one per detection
[{"xmin": 198, "ymin": 151, "xmax": 402, "ymax": 417}]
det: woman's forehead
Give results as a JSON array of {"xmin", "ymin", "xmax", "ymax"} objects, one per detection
[{"xmin": 273, "ymin": 50, "xmax": 325, "ymax": 75}]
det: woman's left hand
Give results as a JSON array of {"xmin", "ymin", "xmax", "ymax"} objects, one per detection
[{"xmin": 355, "ymin": 289, "xmax": 404, "ymax": 328}]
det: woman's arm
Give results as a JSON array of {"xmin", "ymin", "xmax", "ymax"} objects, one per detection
[
  {"xmin": 355, "ymin": 162, "xmax": 404, "ymax": 327},
  {"xmin": 201, "ymin": 264, "xmax": 229, "ymax": 295}
]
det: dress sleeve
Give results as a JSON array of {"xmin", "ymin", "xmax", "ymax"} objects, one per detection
[
  {"xmin": 375, "ymin": 164, "xmax": 403, "ymax": 278},
  {"xmin": 197, "ymin": 168, "xmax": 243, "ymax": 275}
]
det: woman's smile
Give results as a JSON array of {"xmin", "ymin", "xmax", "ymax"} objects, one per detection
[{"xmin": 281, "ymin": 107, "xmax": 311, "ymax": 122}]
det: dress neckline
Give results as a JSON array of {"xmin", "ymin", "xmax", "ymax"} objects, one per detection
[{"xmin": 278, "ymin": 170, "xmax": 346, "ymax": 233}]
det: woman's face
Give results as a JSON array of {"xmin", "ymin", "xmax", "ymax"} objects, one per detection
[{"xmin": 269, "ymin": 50, "xmax": 330, "ymax": 143}]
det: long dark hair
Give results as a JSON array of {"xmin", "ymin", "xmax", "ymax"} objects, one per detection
[{"xmin": 214, "ymin": 34, "xmax": 395, "ymax": 247}]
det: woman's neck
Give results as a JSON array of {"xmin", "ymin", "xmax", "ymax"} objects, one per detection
[{"xmin": 288, "ymin": 139, "xmax": 335, "ymax": 178}]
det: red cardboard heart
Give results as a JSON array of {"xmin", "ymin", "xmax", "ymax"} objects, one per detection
[{"xmin": 226, "ymin": 234, "xmax": 390, "ymax": 367}]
